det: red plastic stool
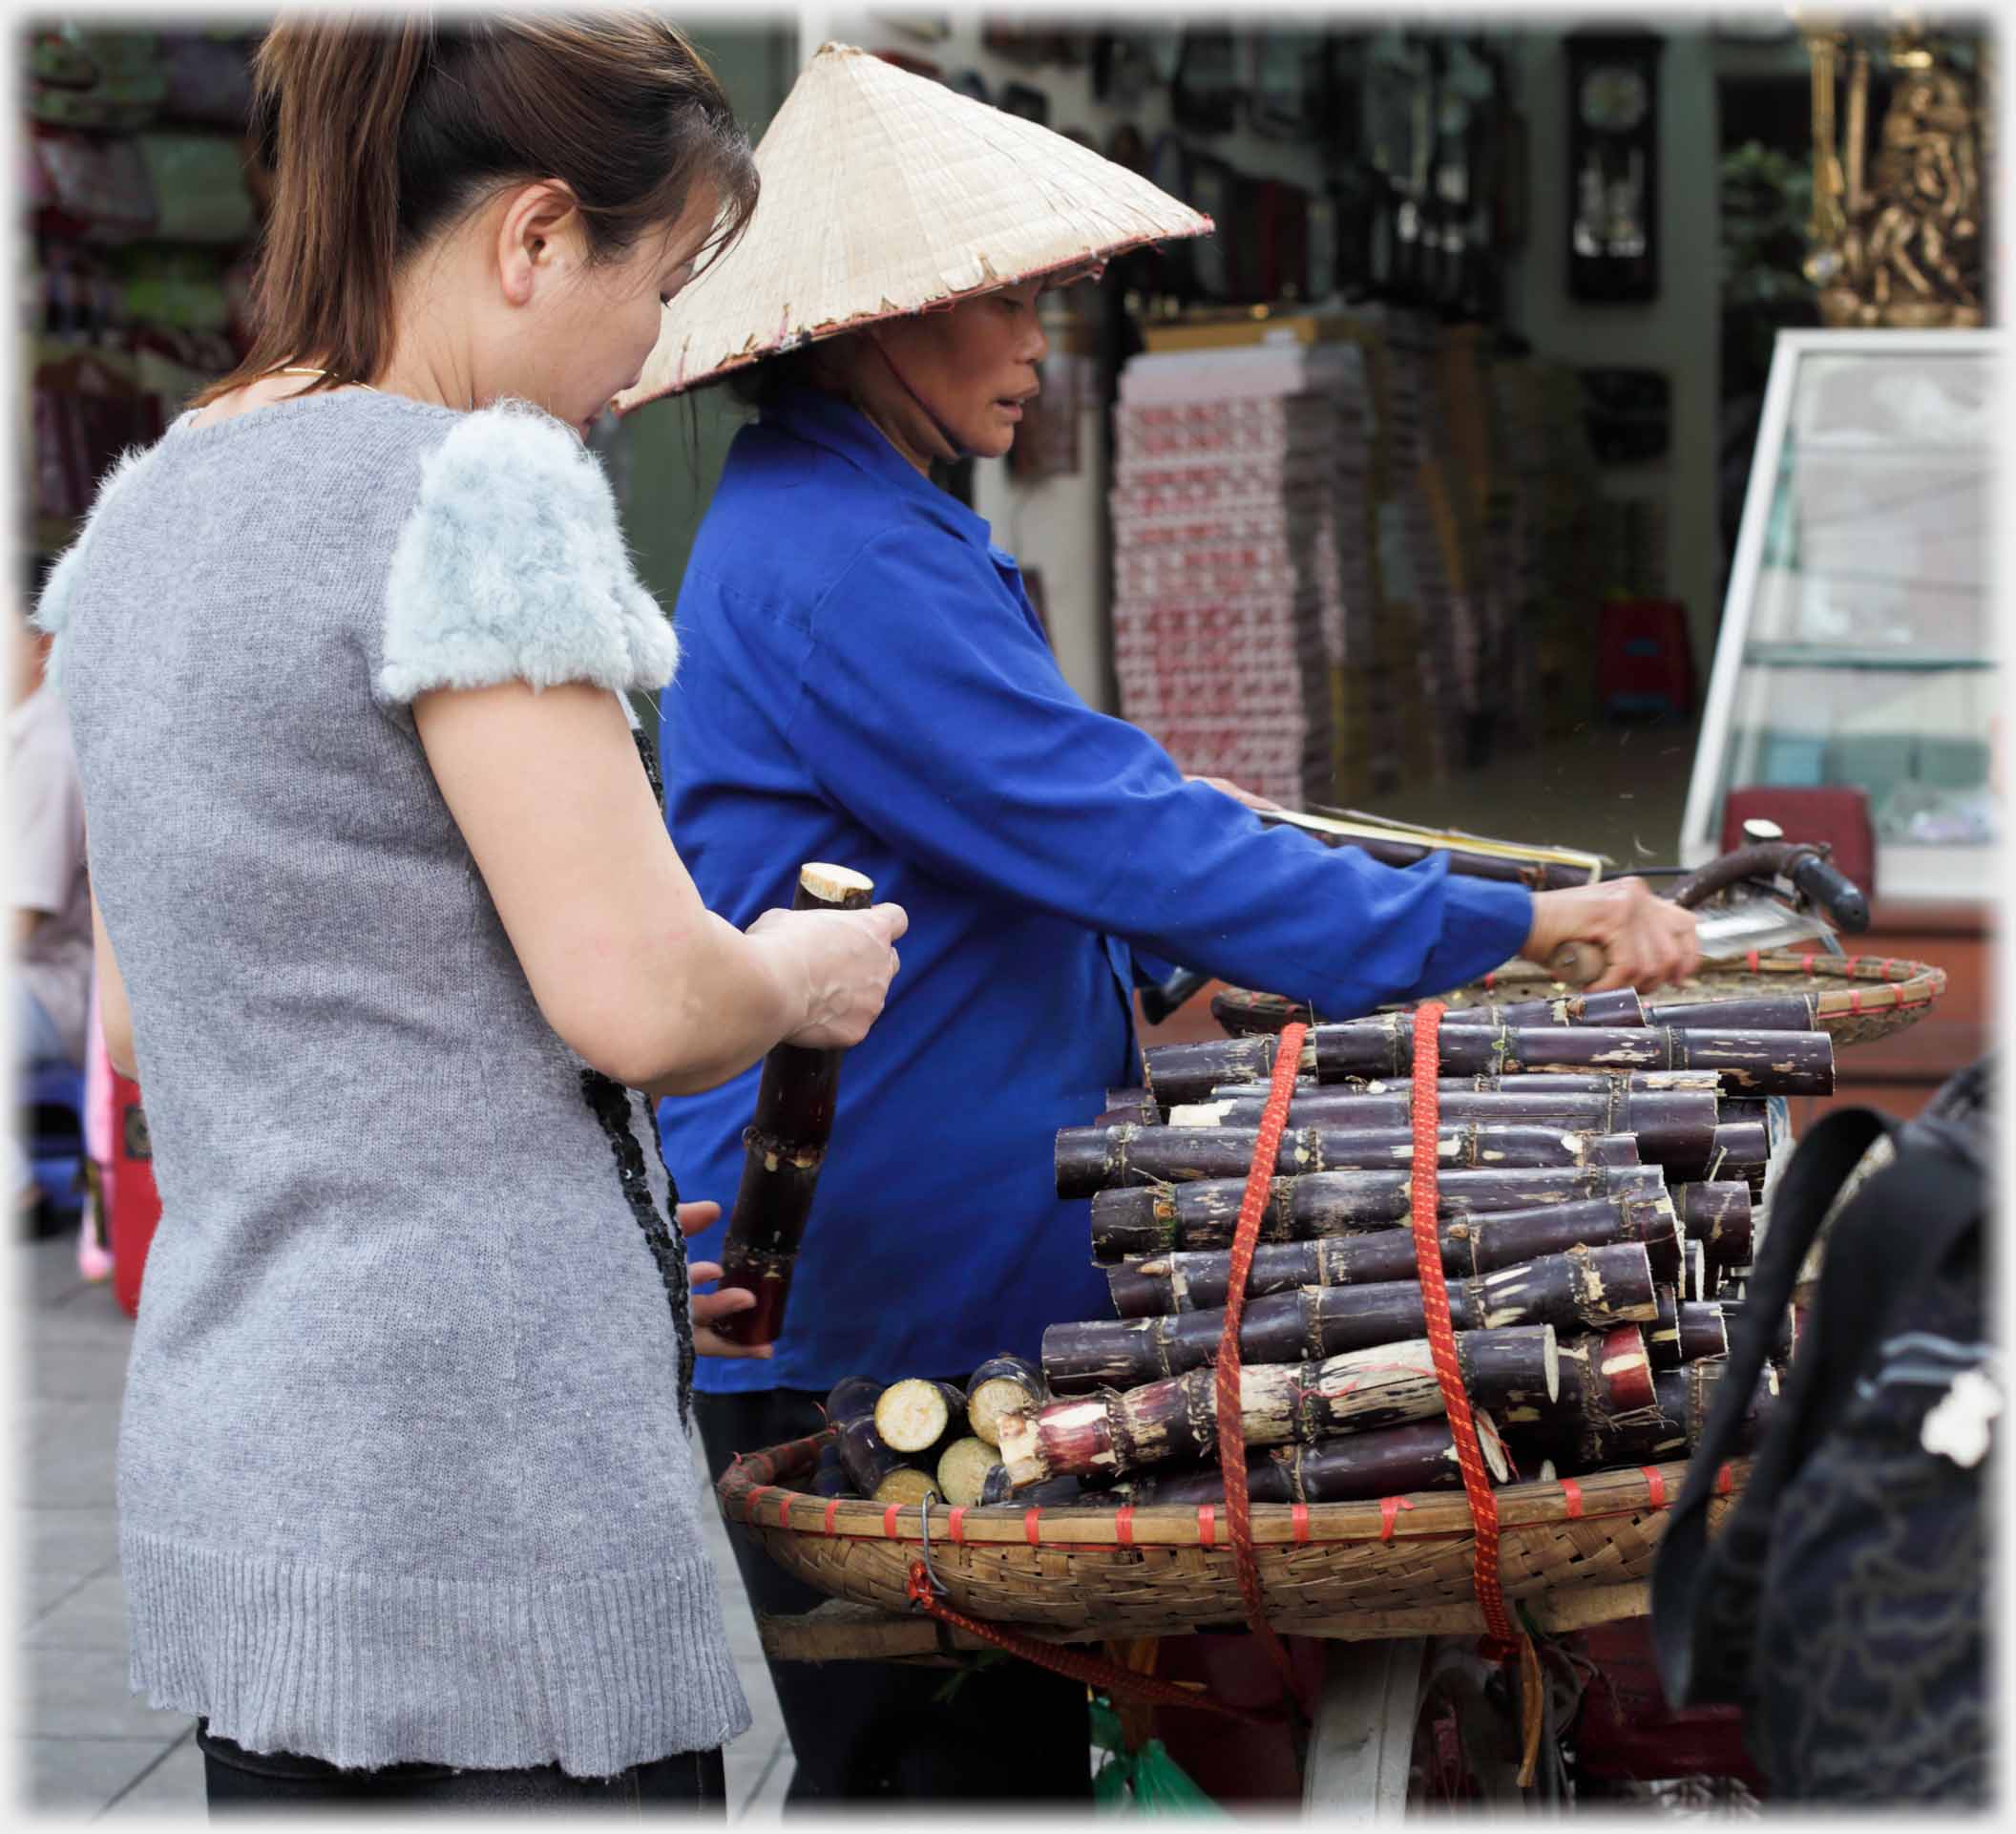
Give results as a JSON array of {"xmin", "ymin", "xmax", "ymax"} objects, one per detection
[
  {"xmin": 1721, "ymin": 787, "xmax": 1876, "ymax": 903},
  {"xmin": 1599, "ymin": 598, "xmax": 1694, "ymax": 722}
]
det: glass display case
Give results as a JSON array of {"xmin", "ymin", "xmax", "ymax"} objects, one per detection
[{"xmin": 1682, "ymin": 329, "xmax": 2000, "ymax": 901}]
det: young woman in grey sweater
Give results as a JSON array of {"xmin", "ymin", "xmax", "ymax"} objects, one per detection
[{"xmin": 35, "ymin": 15, "xmax": 906, "ymax": 1813}]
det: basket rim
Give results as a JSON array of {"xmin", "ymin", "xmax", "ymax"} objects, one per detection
[{"xmin": 718, "ymin": 1427, "xmax": 1747, "ymax": 1551}]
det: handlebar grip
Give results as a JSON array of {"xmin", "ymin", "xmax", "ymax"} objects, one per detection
[
  {"xmin": 1546, "ymin": 940, "xmax": 1607, "ymax": 988},
  {"xmin": 1789, "ymin": 853, "xmax": 1871, "ymax": 934},
  {"xmin": 1141, "ymin": 968, "xmax": 1209, "ymax": 1026}
]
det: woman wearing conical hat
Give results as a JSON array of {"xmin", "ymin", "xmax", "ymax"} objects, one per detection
[{"xmin": 620, "ymin": 45, "xmax": 1698, "ymax": 1803}]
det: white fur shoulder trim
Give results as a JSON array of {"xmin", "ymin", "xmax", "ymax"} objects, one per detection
[
  {"xmin": 31, "ymin": 441, "xmax": 161, "ymax": 691},
  {"xmin": 378, "ymin": 400, "xmax": 679, "ymax": 704}
]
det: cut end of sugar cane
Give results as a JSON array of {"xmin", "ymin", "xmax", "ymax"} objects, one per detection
[
  {"xmin": 994, "ymin": 1406, "xmax": 1046, "ymax": 1489},
  {"xmin": 798, "ymin": 862, "xmax": 876, "ymax": 907},
  {"xmin": 874, "ymin": 1378, "xmax": 962, "ymax": 1454},
  {"xmin": 966, "ymin": 1356, "xmax": 1045, "ymax": 1446},
  {"xmin": 870, "ymin": 1465, "xmax": 941, "ymax": 1507},
  {"xmin": 935, "ymin": 1436, "xmax": 1004, "ymax": 1507}
]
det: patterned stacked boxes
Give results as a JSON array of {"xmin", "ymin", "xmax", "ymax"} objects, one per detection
[
  {"xmin": 1110, "ymin": 345, "xmax": 1358, "ymax": 809},
  {"xmin": 1110, "ymin": 311, "xmax": 1612, "ymax": 793}
]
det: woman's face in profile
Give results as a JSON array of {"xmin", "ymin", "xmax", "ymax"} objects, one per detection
[
  {"xmin": 875, "ymin": 280, "xmax": 1050, "ymax": 460},
  {"xmin": 505, "ymin": 185, "xmax": 720, "ymax": 441}
]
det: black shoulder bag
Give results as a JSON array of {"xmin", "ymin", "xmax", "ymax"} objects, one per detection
[{"xmin": 1650, "ymin": 1080, "xmax": 1992, "ymax": 1804}]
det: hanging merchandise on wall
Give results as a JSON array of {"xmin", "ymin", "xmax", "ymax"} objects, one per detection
[
  {"xmin": 1171, "ymin": 28, "xmax": 1243, "ymax": 136},
  {"xmin": 23, "ymin": 25, "xmax": 262, "ymax": 566},
  {"xmin": 1565, "ymin": 31, "xmax": 1664, "ymax": 303},
  {"xmin": 1578, "ymin": 369, "xmax": 1672, "ymax": 465},
  {"xmin": 1245, "ymin": 30, "xmax": 1326, "ymax": 140},
  {"xmin": 1090, "ymin": 32, "xmax": 1153, "ymax": 108},
  {"xmin": 998, "ymin": 80, "xmax": 1049, "ymax": 127}
]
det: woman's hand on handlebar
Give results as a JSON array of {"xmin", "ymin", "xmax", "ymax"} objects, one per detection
[
  {"xmin": 678, "ymin": 1201, "xmax": 775, "ymax": 1360},
  {"xmin": 746, "ymin": 900, "xmax": 909, "ymax": 1049},
  {"xmin": 1522, "ymin": 878, "xmax": 1702, "ymax": 995}
]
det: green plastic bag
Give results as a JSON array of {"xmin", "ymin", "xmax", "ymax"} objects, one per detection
[{"xmin": 1089, "ymin": 1697, "xmax": 1224, "ymax": 1814}]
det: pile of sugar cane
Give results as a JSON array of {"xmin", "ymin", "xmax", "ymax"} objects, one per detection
[
  {"xmin": 810, "ymin": 1361, "xmax": 1048, "ymax": 1507},
  {"xmin": 813, "ymin": 987, "xmax": 1823, "ymax": 1511}
]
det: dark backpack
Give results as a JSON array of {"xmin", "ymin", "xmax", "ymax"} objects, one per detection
[{"xmin": 1651, "ymin": 1058, "xmax": 1993, "ymax": 1803}]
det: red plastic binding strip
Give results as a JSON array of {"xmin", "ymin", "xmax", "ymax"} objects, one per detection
[
  {"xmin": 822, "ymin": 1498, "xmax": 841, "ymax": 1536},
  {"xmin": 1378, "ymin": 1495, "xmax": 1414, "ymax": 1542},
  {"xmin": 948, "ymin": 1507, "xmax": 966, "ymax": 1545},
  {"xmin": 1115, "ymin": 1506, "xmax": 1135, "ymax": 1549},
  {"xmin": 746, "ymin": 1485, "xmax": 778, "ymax": 1522},
  {"xmin": 1024, "ymin": 1509, "xmax": 1042, "ymax": 1548},
  {"xmin": 777, "ymin": 1493, "xmax": 793, "ymax": 1528},
  {"xmin": 1747, "ymin": 950, "xmax": 1760, "ymax": 972},
  {"xmin": 1640, "ymin": 1466, "xmax": 1669, "ymax": 1509},
  {"xmin": 1198, "ymin": 1506, "xmax": 1216, "ymax": 1549},
  {"xmin": 1559, "ymin": 1478, "xmax": 1585, "ymax": 1520},
  {"xmin": 883, "ymin": 1504, "xmax": 902, "ymax": 1539},
  {"xmin": 1483, "ymin": 971, "xmax": 1497, "ymax": 991},
  {"xmin": 1715, "ymin": 1463, "xmax": 1735, "ymax": 1496},
  {"xmin": 1292, "ymin": 1503, "xmax": 1312, "ymax": 1545},
  {"xmin": 1850, "ymin": 989, "xmax": 1864, "ymax": 1015},
  {"xmin": 1802, "ymin": 954, "xmax": 1817, "ymax": 975}
]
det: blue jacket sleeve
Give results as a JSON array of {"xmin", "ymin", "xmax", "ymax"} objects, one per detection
[{"xmin": 790, "ymin": 528, "xmax": 1534, "ymax": 1019}]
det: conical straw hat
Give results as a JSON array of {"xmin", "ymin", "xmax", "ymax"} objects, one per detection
[{"xmin": 614, "ymin": 42, "xmax": 1212, "ymax": 411}]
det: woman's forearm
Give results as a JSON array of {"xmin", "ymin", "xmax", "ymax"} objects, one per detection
[{"xmin": 632, "ymin": 914, "xmax": 803, "ymax": 1099}]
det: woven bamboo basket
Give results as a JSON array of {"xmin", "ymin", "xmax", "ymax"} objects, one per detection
[
  {"xmin": 718, "ymin": 1429, "xmax": 1746, "ymax": 1640},
  {"xmin": 1210, "ymin": 952, "xmax": 1946, "ymax": 1051}
]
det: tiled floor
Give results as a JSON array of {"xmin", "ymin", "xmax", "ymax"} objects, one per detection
[{"xmin": 13, "ymin": 1233, "xmax": 792, "ymax": 1820}]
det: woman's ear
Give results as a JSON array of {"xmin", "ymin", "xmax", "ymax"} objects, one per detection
[{"xmin": 494, "ymin": 179, "xmax": 583, "ymax": 308}]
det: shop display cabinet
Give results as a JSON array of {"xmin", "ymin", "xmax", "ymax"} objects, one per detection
[{"xmin": 1683, "ymin": 328, "xmax": 2001, "ymax": 1113}]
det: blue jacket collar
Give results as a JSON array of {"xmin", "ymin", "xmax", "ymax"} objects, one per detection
[{"xmin": 762, "ymin": 386, "xmax": 996, "ymax": 551}]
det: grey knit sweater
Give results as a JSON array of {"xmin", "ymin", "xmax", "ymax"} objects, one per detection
[{"xmin": 36, "ymin": 390, "xmax": 750, "ymax": 1777}]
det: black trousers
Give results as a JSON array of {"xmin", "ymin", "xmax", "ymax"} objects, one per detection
[
  {"xmin": 696, "ymin": 1386, "xmax": 1093, "ymax": 1803},
  {"xmin": 199, "ymin": 1721, "xmax": 724, "ymax": 1814}
]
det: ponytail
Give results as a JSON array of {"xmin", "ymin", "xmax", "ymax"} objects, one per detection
[
  {"xmin": 224, "ymin": 21, "xmax": 430, "ymax": 395},
  {"xmin": 197, "ymin": 12, "xmax": 757, "ymax": 406}
]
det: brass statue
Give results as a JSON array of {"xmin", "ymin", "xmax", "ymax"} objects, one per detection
[{"xmin": 1803, "ymin": 20, "xmax": 1987, "ymax": 328}]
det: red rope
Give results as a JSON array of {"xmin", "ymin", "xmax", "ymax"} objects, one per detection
[
  {"xmin": 904, "ymin": 1563, "xmax": 1276, "ymax": 1723},
  {"xmin": 1406, "ymin": 1001, "xmax": 1518, "ymax": 1648},
  {"xmin": 1408, "ymin": 1001, "xmax": 1544, "ymax": 1785},
  {"xmin": 1213, "ymin": 1018, "xmax": 1316, "ymax": 1720}
]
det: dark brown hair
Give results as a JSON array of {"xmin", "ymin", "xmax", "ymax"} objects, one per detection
[
  {"xmin": 720, "ymin": 345, "xmax": 822, "ymax": 414},
  {"xmin": 199, "ymin": 12, "xmax": 757, "ymax": 404}
]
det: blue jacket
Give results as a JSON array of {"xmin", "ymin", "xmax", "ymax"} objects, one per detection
[{"xmin": 656, "ymin": 387, "xmax": 1533, "ymax": 1394}]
